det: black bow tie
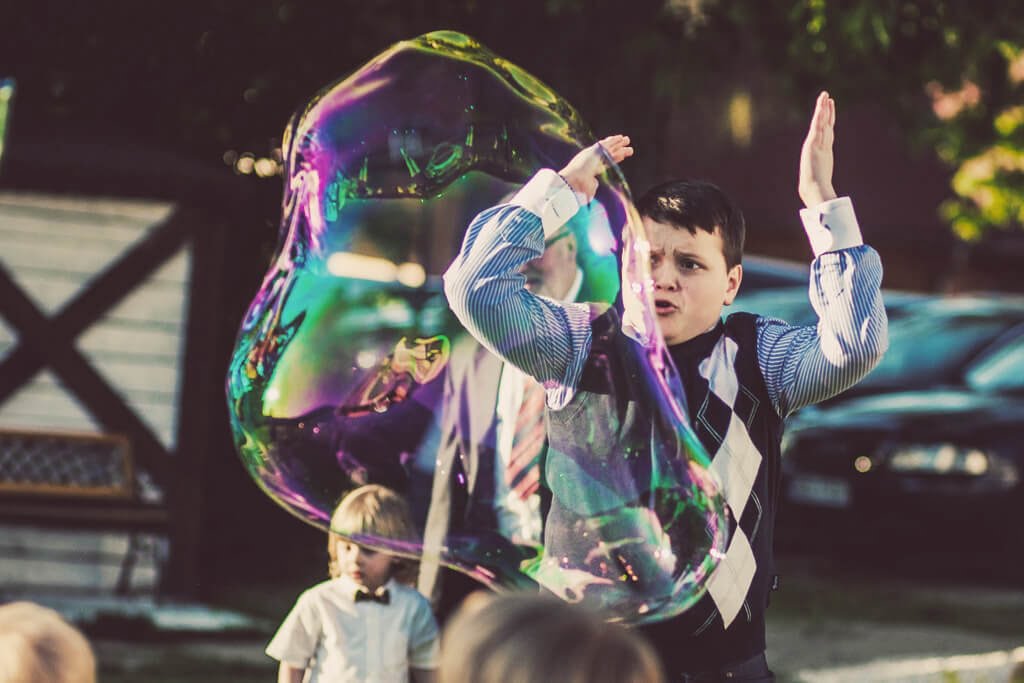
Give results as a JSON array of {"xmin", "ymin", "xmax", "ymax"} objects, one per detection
[{"xmin": 354, "ymin": 588, "xmax": 390, "ymax": 605}]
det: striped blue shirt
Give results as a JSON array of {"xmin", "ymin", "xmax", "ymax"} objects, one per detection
[{"xmin": 444, "ymin": 173, "xmax": 888, "ymax": 418}]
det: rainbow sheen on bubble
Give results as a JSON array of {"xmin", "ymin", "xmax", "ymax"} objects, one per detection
[{"xmin": 226, "ymin": 30, "xmax": 727, "ymax": 624}]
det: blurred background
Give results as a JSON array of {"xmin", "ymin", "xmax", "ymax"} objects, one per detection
[{"xmin": 1, "ymin": 1, "xmax": 1023, "ymax": 680}]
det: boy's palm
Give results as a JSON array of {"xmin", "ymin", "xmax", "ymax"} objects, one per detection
[
  {"xmin": 799, "ymin": 91, "xmax": 837, "ymax": 208},
  {"xmin": 559, "ymin": 135, "xmax": 633, "ymax": 203}
]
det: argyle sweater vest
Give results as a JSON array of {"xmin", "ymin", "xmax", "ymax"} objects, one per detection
[{"xmin": 546, "ymin": 309, "xmax": 783, "ymax": 673}]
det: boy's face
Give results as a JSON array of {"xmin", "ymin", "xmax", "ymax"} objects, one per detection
[
  {"xmin": 338, "ymin": 541, "xmax": 394, "ymax": 592},
  {"xmin": 644, "ymin": 217, "xmax": 742, "ymax": 346},
  {"xmin": 520, "ymin": 231, "xmax": 577, "ymax": 300}
]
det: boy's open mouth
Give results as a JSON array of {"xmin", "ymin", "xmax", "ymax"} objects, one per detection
[{"xmin": 654, "ymin": 298, "xmax": 678, "ymax": 314}]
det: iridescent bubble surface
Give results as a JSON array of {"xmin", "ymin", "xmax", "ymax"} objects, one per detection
[{"xmin": 226, "ymin": 30, "xmax": 727, "ymax": 624}]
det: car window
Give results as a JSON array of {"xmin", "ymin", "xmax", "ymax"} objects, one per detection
[
  {"xmin": 964, "ymin": 334, "xmax": 1024, "ymax": 393},
  {"xmin": 859, "ymin": 314, "xmax": 1014, "ymax": 389},
  {"xmin": 731, "ymin": 288, "xmax": 926, "ymax": 328},
  {"xmin": 731, "ymin": 290, "xmax": 815, "ymax": 325},
  {"xmin": 739, "ymin": 256, "xmax": 808, "ymax": 291}
]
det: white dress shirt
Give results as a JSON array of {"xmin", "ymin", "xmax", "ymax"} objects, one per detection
[
  {"xmin": 444, "ymin": 169, "xmax": 887, "ymax": 419},
  {"xmin": 266, "ymin": 576, "xmax": 439, "ymax": 683}
]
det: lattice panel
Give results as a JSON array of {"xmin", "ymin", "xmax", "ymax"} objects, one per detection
[{"xmin": 0, "ymin": 430, "xmax": 132, "ymax": 498}]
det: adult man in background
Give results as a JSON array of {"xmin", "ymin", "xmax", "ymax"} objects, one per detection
[{"xmin": 418, "ymin": 203, "xmax": 595, "ymax": 620}]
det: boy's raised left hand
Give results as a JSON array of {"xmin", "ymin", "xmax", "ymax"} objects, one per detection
[
  {"xmin": 798, "ymin": 91, "xmax": 838, "ymax": 208},
  {"xmin": 559, "ymin": 134, "xmax": 633, "ymax": 204}
]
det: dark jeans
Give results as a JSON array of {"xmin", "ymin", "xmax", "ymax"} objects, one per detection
[{"xmin": 677, "ymin": 652, "xmax": 774, "ymax": 682}]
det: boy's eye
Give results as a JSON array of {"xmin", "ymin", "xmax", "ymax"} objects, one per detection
[
  {"xmin": 676, "ymin": 257, "xmax": 701, "ymax": 271},
  {"xmin": 345, "ymin": 543, "xmax": 378, "ymax": 556}
]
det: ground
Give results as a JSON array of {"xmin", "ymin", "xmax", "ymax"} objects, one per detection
[{"xmin": 89, "ymin": 553, "xmax": 1024, "ymax": 682}]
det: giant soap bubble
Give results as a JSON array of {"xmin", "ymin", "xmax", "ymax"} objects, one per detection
[{"xmin": 227, "ymin": 30, "xmax": 727, "ymax": 624}]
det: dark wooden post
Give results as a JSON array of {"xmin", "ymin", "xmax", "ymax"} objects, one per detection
[{"xmin": 164, "ymin": 208, "xmax": 230, "ymax": 597}]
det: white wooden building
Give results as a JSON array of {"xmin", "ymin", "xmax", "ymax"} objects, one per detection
[{"xmin": 0, "ymin": 191, "xmax": 191, "ymax": 597}]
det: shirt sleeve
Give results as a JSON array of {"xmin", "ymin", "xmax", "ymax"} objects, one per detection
[
  {"xmin": 756, "ymin": 198, "xmax": 889, "ymax": 417},
  {"xmin": 443, "ymin": 170, "xmax": 594, "ymax": 409},
  {"xmin": 265, "ymin": 591, "xmax": 320, "ymax": 669},
  {"xmin": 407, "ymin": 595, "xmax": 440, "ymax": 669}
]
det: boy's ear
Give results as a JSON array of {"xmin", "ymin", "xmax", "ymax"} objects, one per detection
[{"xmin": 723, "ymin": 264, "xmax": 743, "ymax": 305}]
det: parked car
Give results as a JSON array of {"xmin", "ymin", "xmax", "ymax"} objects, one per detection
[
  {"xmin": 731, "ymin": 284, "xmax": 927, "ymax": 328},
  {"xmin": 777, "ymin": 296, "xmax": 1024, "ymax": 566},
  {"xmin": 737, "ymin": 254, "xmax": 809, "ymax": 291}
]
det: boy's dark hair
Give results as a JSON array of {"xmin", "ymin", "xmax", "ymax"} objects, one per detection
[{"xmin": 636, "ymin": 180, "xmax": 746, "ymax": 269}]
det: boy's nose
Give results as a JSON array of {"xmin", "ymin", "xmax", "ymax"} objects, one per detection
[{"xmin": 653, "ymin": 270, "xmax": 679, "ymax": 291}]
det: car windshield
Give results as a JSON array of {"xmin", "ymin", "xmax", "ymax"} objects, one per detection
[
  {"xmin": 732, "ymin": 291, "xmax": 815, "ymax": 326},
  {"xmin": 731, "ymin": 288, "xmax": 926, "ymax": 328},
  {"xmin": 965, "ymin": 334, "xmax": 1024, "ymax": 393},
  {"xmin": 738, "ymin": 257, "xmax": 808, "ymax": 291},
  {"xmin": 858, "ymin": 312, "xmax": 1017, "ymax": 389}
]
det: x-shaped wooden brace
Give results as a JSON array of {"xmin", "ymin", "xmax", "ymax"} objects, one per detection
[{"xmin": 0, "ymin": 209, "xmax": 193, "ymax": 487}]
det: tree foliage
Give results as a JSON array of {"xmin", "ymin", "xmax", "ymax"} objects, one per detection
[
  {"xmin": 676, "ymin": 0, "xmax": 1024, "ymax": 240},
  {"xmin": 784, "ymin": 1, "xmax": 1024, "ymax": 242},
  {"xmin": 4, "ymin": 0, "xmax": 1024, "ymax": 239}
]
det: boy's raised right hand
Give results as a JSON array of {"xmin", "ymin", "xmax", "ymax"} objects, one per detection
[
  {"xmin": 558, "ymin": 134, "xmax": 634, "ymax": 204},
  {"xmin": 798, "ymin": 91, "xmax": 839, "ymax": 208}
]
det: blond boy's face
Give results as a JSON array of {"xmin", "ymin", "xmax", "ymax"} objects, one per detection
[
  {"xmin": 337, "ymin": 541, "xmax": 394, "ymax": 592},
  {"xmin": 645, "ymin": 217, "xmax": 743, "ymax": 346}
]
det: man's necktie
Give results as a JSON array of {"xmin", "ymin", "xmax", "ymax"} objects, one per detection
[
  {"xmin": 506, "ymin": 375, "xmax": 546, "ymax": 500},
  {"xmin": 354, "ymin": 588, "xmax": 390, "ymax": 605}
]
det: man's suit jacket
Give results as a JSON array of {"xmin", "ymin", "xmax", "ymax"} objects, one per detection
[
  {"xmin": 418, "ymin": 333, "xmax": 504, "ymax": 609},
  {"xmin": 417, "ymin": 276, "xmax": 595, "ymax": 614}
]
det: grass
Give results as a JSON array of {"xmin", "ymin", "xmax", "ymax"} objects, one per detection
[
  {"xmin": 771, "ymin": 553, "xmax": 1024, "ymax": 639},
  {"xmin": 92, "ymin": 576, "xmax": 313, "ymax": 682},
  {"xmin": 204, "ymin": 575, "xmax": 315, "ymax": 622},
  {"xmin": 773, "ymin": 577, "xmax": 1024, "ymax": 638},
  {"xmin": 99, "ymin": 655, "xmax": 275, "ymax": 683},
  {"xmin": 91, "ymin": 556, "xmax": 1024, "ymax": 682}
]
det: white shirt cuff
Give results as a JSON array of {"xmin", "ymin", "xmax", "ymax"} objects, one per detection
[
  {"xmin": 799, "ymin": 196, "xmax": 863, "ymax": 257},
  {"xmin": 510, "ymin": 169, "xmax": 580, "ymax": 239}
]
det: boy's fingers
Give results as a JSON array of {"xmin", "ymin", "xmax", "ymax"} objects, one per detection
[
  {"xmin": 811, "ymin": 97, "xmax": 833, "ymax": 146},
  {"xmin": 605, "ymin": 136, "xmax": 634, "ymax": 163},
  {"xmin": 600, "ymin": 134, "xmax": 630, "ymax": 150},
  {"xmin": 820, "ymin": 99, "xmax": 834, "ymax": 145},
  {"xmin": 513, "ymin": 470, "xmax": 541, "ymax": 500},
  {"xmin": 807, "ymin": 116, "xmax": 820, "ymax": 142},
  {"xmin": 811, "ymin": 91, "xmax": 828, "ymax": 130}
]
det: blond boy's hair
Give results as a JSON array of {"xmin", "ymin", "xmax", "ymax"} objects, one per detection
[
  {"xmin": 327, "ymin": 484, "xmax": 419, "ymax": 585},
  {"xmin": 0, "ymin": 601, "xmax": 96, "ymax": 683}
]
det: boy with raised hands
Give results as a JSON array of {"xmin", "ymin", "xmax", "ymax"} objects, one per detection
[{"xmin": 444, "ymin": 92, "xmax": 887, "ymax": 681}]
